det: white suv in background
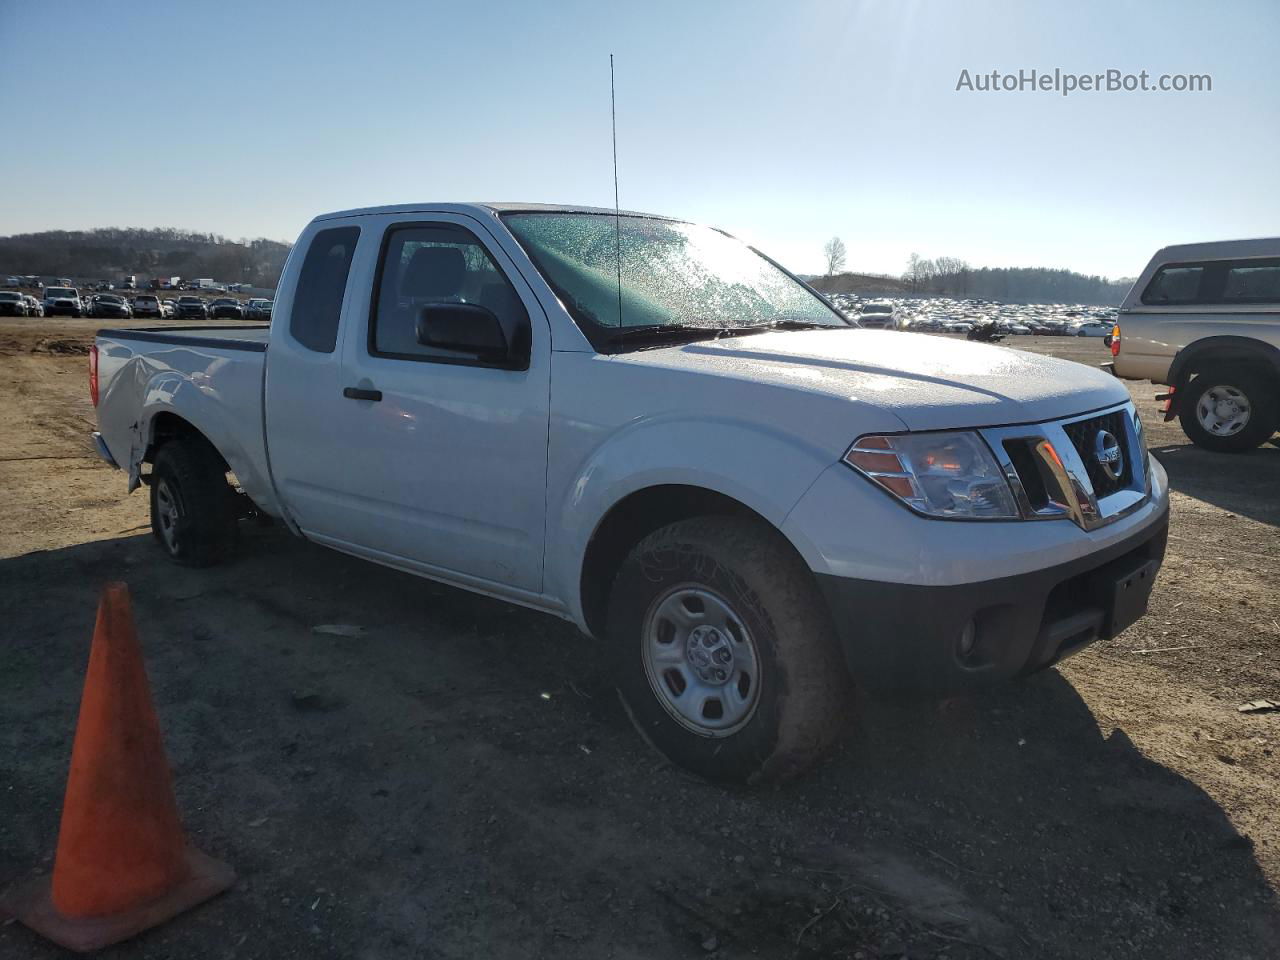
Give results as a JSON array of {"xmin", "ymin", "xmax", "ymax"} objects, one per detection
[
  {"xmin": 1108, "ymin": 238, "xmax": 1280, "ymax": 452},
  {"xmin": 857, "ymin": 300, "xmax": 900, "ymax": 329}
]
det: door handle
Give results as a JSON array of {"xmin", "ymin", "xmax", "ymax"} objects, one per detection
[{"xmin": 342, "ymin": 387, "xmax": 382, "ymax": 402}]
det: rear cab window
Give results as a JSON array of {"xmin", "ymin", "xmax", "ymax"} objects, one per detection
[
  {"xmin": 290, "ymin": 226, "xmax": 360, "ymax": 353},
  {"xmin": 1141, "ymin": 265, "xmax": 1205, "ymax": 304},
  {"xmin": 1222, "ymin": 260, "xmax": 1280, "ymax": 303},
  {"xmin": 1142, "ymin": 257, "xmax": 1280, "ymax": 306}
]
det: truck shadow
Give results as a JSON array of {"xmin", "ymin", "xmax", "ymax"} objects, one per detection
[
  {"xmin": 1, "ymin": 529, "xmax": 1276, "ymax": 959},
  {"xmin": 1153, "ymin": 440, "xmax": 1280, "ymax": 528},
  {"xmin": 815, "ymin": 677, "xmax": 1278, "ymax": 954}
]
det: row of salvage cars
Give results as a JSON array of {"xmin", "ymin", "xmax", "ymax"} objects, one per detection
[
  {"xmin": 825, "ymin": 294, "xmax": 1117, "ymax": 337},
  {"xmin": 0, "ymin": 287, "xmax": 272, "ymax": 321}
]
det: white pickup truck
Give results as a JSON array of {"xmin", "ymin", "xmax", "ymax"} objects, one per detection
[{"xmin": 92, "ymin": 203, "xmax": 1170, "ymax": 782}]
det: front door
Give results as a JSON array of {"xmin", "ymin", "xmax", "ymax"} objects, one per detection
[{"xmin": 318, "ymin": 213, "xmax": 551, "ymax": 594}]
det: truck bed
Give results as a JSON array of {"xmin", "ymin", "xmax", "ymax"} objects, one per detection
[
  {"xmin": 95, "ymin": 323, "xmax": 276, "ymax": 514},
  {"xmin": 96, "ymin": 324, "xmax": 270, "ymax": 352}
]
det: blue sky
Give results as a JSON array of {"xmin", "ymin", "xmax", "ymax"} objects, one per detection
[{"xmin": 1, "ymin": 0, "xmax": 1276, "ymax": 278}]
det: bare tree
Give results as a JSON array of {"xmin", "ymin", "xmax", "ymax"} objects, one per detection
[
  {"xmin": 904, "ymin": 253, "xmax": 933, "ymax": 294},
  {"xmin": 823, "ymin": 237, "xmax": 847, "ymax": 277}
]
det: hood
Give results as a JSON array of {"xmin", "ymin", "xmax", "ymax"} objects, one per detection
[{"xmin": 614, "ymin": 329, "xmax": 1129, "ymax": 431}]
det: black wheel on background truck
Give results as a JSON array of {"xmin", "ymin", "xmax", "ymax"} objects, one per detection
[
  {"xmin": 149, "ymin": 437, "xmax": 239, "ymax": 566},
  {"xmin": 606, "ymin": 515, "xmax": 851, "ymax": 783},
  {"xmin": 1177, "ymin": 366, "xmax": 1280, "ymax": 453}
]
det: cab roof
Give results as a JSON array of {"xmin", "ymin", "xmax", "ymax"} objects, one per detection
[
  {"xmin": 1151, "ymin": 237, "xmax": 1280, "ymax": 262},
  {"xmin": 312, "ymin": 201, "xmax": 678, "ymax": 222}
]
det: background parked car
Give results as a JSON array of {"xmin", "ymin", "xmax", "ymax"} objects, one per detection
[
  {"xmin": 857, "ymin": 300, "xmax": 900, "ymax": 329},
  {"xmin": 0, "ymin": 291, "xmax": 29, "ymax": 316},
  {"xmin": 208, "ymin": 297, "xmax": 245, "ymax": 320},
  {"xmin": 42, "ymin": 286, "xmax": 83, "ymax": 317},
  {"xmin": 244, "ymin": 298, "xmax": 273, "ymax": 321},
  {"xmin": 174, "ymin": 296, "xmax": 209, "ymax": 320},
  {"xmin": 1075, "ymin": 320, "xmax": 1111, "ymax": 337},
  {"xmin": 131, "ymin": 294, "xmax": 163, "ymax": 318},
  {"xmin": 161, "ymin": 299, "xmax": 177, "ymax": 318},
  {"xmin": 22, "ymin": 294, "xmax": 43, "ymax": 317},
  {"xmin": 89, "ymin": 294, "xmax": 133, "ymax": 319}
]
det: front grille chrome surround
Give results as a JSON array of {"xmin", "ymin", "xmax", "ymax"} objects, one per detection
[{"xmin": 980, "ymin": 401, "xmax": 1149, "ymax": 531}]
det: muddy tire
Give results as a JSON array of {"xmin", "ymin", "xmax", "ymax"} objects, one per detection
[
  {"xmin": 606, "ymin": 515, "xmax": 851, "ymax": 783},
  {"xmin": 1178, "ymin": 366, "xmax": 1279, "ymax": 453},
  {"xmin": 149, "ymin": 437, "xmax": 239, "ymax": 566}
]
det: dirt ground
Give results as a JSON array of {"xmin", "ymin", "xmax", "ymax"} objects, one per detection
[{"xmin": 1, "ymin": 317, "xmax": 1277, "ymax": 959}]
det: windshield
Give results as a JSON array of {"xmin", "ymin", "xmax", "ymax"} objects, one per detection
[
  {"xmin": 502, "ymin": 212, "xmax": 846, "ymax": 349},
  {"xmin": 862, "ymin": 304, "xmax": 893, "ymax": 314},
  {"xmin": 46, "ymin": 287, "xmax": 76, "ymax": 298}
]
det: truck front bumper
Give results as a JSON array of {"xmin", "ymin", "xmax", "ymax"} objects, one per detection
[{"xmin": 816, "ymin": 501, "xmax": 1169, "ymax": 695}]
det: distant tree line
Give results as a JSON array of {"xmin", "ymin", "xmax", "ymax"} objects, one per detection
[
  {"xmin": 902, "ymin": 252, "xmax": 1132, "ymax": 305},
  {"xmin": 0, "ymin": 227, "xmax": 291, "ymax": 288}
]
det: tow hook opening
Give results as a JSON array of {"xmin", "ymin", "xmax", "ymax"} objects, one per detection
[{"xmin": 954, "ymin": 605, "xmax": 1022, "ymax": 670}]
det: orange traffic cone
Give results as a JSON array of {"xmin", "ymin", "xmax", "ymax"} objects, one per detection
[{"xmin": 0, "ymin": 582, "xmax": 235, "ymax": 952}]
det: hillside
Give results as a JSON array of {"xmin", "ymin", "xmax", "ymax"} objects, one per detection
[
  {"xmin": 810, "ymin": 264, "xmax": 1133, "ymax": 306},
  {"xmin": 0, "ymin": 228, "xmax": 290, "ymax": 288},
  {"xmin": 806, "ymin": 272, "xmax": 911, "ymax": 297}
]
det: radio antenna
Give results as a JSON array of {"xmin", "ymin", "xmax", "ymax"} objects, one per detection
[{"xmin": 610, "ymin": 54, "xmax": 623, "ymax": 327}]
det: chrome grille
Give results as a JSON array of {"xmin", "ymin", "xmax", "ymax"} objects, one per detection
[
  {"xmin": 981, "ymin": 403, "xmax": 1149, "ymax": 532},
  {"xmin": 1061, "ymin": 410, "xmax": 1132, "ymax": 498}
]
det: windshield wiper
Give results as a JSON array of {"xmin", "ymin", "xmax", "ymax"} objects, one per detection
[
  {"xmin": 714, "ymin": 318, "xmax": 841, "ymax": 338},
  {"xmin": 604, "ymin": 317, "xmax": 844, "ymax": 352},
  {"xmin": 603, "ymin": 324, "xmax": 724, "ymax": 349}
]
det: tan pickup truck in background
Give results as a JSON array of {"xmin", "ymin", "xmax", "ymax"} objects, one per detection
[{"xmin": 1107, "ymin": 238, "xmax": 1280, "ymax": 452}]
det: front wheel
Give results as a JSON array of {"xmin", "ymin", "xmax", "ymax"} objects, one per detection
[
  {"xmin": 1178, "ymin": 367, "xmax": 1279, "ymax": 452},
  {"xmin": 149, "ymin": 437, "xmax": 239, "ymax": 566},
  {"xmin": 607, "ymin": 516, "xmax": 851, "ymax": 783}
]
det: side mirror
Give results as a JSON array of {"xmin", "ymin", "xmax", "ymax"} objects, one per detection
[{"xmin": 415, "ymin": 303, "xmax": 509, "ymax": 362}]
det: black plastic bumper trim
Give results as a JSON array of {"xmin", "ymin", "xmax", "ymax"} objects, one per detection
[{"xmin": 816, "ymin": 505, "xmax": 1170, "ymax": 696}]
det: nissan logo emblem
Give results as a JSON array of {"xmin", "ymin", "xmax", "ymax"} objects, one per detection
[{"xmin": 1094, "ymin": 429, "xmax": 1124, "ymax": 482}]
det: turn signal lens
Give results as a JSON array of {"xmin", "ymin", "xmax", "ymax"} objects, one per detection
[{"xmin": 1110, "ymin": 324, "xmax": 1121, "ymax": 357}]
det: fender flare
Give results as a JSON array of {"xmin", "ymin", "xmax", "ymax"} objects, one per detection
[
  {"xmin": 129, "ymin": 374, "xmax": 271, "ymax": 509},
  {"xmin": 547, "ymin": 414, "xmax": 835, "ymax": 629}
]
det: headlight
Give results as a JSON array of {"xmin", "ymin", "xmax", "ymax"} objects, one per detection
[{"xmin": 843, "ymin": 431, "xmax": 1019, "ymax": 519}]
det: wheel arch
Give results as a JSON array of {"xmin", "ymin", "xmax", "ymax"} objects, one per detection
[
  {"xmin": 1168, "ymin": 336, "xmax": 1280, "ymax": 408},
  {"xmin": 577, "ymin": 484, "xmax": 814, "ymax": 641},
  {"xmin": 146, "ymin": 410, "xmax": 228, "ymax": 469}
]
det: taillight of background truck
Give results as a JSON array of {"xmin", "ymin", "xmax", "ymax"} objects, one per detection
[
  {"xmin": 1110, "ymin": 324, "xmax": 1121, "ymax": 357},
  {"xmin": 89, "ymin": 345, "xmax": 99, "ymax": 407}
]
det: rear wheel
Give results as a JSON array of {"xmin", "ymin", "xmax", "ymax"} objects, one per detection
[
  {"xmin": 149, "ymin": 437, "xmax": 239, "ymax": 566},
  {"xmin": 607, "ymin": 516, "xmax": 851, "ymax": 783},
  {"xmin": 1178, "ymin": 366, "xmax": 1279, "ymax": 452}
]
